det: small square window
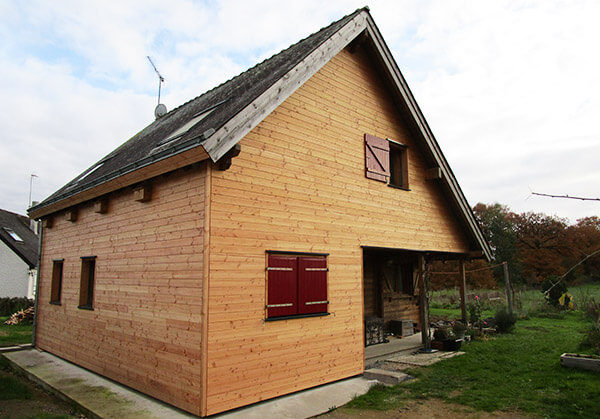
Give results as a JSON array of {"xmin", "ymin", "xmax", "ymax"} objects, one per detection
[
  {"xmin": 50, "ymin": 259, "xmax": 63, "ymax": 304},
  {"xmin": 78, "ymin": 257, "xmax": 96, "ymax": 310}
]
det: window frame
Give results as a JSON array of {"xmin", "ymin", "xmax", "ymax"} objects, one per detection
[
  {"xmin": 364, "ymin": 134, "xmax": 410, "ymax": 191},
  {"xmin": 49, "ymin": 259, "xmax": 64, "ymax": 305},
  {"xmin": 265, "ymin": 251, "xmax": 330, "ymax": 321},
  {"xmin": 388, "ymin": 141, "xmax": 409, "ymax": 190},
  {"xmin": 78, "ymin": 256, "xmax": 96, "ymax": 310}
]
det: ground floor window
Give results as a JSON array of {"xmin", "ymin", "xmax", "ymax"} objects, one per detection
[
  {"xmin": 78, "ymin": 256, "xmax": 96, "ymax": 310},
  {"xmin": 50, "ymin": 259, "xmax": 63, "ymax": 304},
  {"xmin": 266, "ymin": 252, "xmax": 328, "ymax": 319}
]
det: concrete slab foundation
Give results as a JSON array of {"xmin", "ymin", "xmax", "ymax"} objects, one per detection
[{"xmin": 3, "ymin": 349, "xmax": 379, "ymax": 419}]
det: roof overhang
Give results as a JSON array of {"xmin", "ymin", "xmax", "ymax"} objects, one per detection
[{"xmin": 28, "ymin": 145, "xmax": 209, "ymax": 219}]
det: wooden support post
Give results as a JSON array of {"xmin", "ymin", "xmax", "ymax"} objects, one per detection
[
  {"xmin": 459, "ymin": 259, "xmax": 467, "ymax": 323},
  {"xmin": 503, "ymin": 261, "xmax": 513, "ymax": 314},
  {"xmin": 418, "ymin": 254, "xmax": 430, "ymax": 349}
]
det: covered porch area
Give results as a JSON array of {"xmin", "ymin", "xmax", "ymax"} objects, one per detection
[{"xmin": 362, "ymin": 246, "xmax": 473, "ymax": 360}]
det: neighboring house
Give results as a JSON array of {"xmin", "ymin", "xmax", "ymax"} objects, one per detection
[
  {"xmin": 0, "ymin": 209, "xmax": 38, "ymax": 299},
  {"xmin": 29, "ymin": 8, "xmax": 491, "ymax": 417}
]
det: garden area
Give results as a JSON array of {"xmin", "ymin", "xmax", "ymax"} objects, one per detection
[{"xmin": 325, "ymin": 283, "xmax": 600, "ymax": 418}]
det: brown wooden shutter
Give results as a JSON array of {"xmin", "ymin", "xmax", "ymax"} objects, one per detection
[
  {"xmin": 298, "ymin": 257, "xmax": 328, "ymax": 314},
  {"xmin": 267, "ymin": 255, "xmax": 297, "ymax": 317},
  {"xmin": 365, "ymin": 134, "xmax": 390, "ymax": 182}
]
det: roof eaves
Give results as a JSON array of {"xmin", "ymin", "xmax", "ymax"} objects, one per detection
[{"xmin": 28, "ymin": 130, "xmax": 212, "ymax": 218}]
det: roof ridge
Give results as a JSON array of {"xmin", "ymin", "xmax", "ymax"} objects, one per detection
[{"xmin": 163, "ymin": 7, "xmax": 368, "ymax": 117}]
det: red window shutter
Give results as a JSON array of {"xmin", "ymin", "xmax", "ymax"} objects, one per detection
[
  {"xmin": 364, "ymin": 134, "xmax": 390, "ymax": 182},
  {"xmin": 267, "ymin": 255, "xmax": 297, "ymax": 317},
  {"xmin": 298, "ymin": 257, "xmax": 328, "ymax": 314}
]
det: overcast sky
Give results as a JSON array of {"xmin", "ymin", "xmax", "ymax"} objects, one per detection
[{"xmin": 1, "ymin": 0, "xmax": 599, "ymax": 223}]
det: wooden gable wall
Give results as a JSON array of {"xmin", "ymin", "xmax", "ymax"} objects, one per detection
[
  {"xmin": 205, "ymin": 45, "xmax": 470, "ymax": 415},
  {"xmin": 35, "ymin": 163, "xmax": 209, "ymax": 415}
]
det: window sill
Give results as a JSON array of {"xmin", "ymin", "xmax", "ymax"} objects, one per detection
[
  {"xmin": 388, "ymin": 184, "xmax": 410, "ymax": 191},
  {"xmin": 265, "ymin": 312, "xmax": 330, "ymax": 322},
  {"xmin": 77, "ymin": 305, "xmax": 94, "ymax": 311},
  {"xmin": 49, "ymin": 301, "xmax": 61, "ymax": 306}
]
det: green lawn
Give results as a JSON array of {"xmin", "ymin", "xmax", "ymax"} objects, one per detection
[
  {"xmin": 0, "ymin": 316, "xmax": 33, "ymax": 347},
  {"xmin": 348, "ymin": 311, "xmax": 600, "ymax": 417}
]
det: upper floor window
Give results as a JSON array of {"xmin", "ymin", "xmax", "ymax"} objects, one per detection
[{"xmin": 364, "ymin": 134, "xmax": 409, "ymax": 190}]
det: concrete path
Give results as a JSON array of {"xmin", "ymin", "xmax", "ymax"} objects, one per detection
[
  {"xmin": 4, "ymin": 349, "xmax": 195, "ymax": 418},
  {"xmin": 4, "ymin": 349, "xmax": 378, "ymax": 419}
]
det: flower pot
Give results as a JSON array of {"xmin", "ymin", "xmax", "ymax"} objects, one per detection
[{"xmin": 442, "ymin": 339, "xmax": 463, "ymax": 351}]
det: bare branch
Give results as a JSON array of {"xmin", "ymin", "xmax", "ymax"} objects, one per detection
[{"xmin": 531, "ymin": 191, "xmax": 600, "ymax": 201}]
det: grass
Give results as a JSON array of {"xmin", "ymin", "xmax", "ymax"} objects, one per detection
[
  {"xmin": 0, "ymin": 315, "xmax": 33, "ymax": 347},
  {"xmin": 349, "ymin": 304, "xmax": 600, "ymax": 417}
]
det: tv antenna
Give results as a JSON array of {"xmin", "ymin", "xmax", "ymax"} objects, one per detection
[{"xmin": 147, "ymin": 56, "xmax": 167, "ymax": 118}]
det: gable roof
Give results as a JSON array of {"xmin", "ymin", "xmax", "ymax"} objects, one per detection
[
  {"xmin": 28, "ymin": 7, "xmax": 492, "ymax": 260},
  {"xmin": 0, "ymin": 209, "xmax": 38, "ymax": 268}
]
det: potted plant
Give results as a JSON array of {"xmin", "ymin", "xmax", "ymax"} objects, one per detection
[
  {"xmin": 452, "ymin": 320, "xmax": 467, "ymax": 340},
  {"xmin": 432, "ymin": 326, "xmax": 462, "ymax": 351}
]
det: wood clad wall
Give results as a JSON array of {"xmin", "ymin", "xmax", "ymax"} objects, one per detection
[
  {"xmin": 205, "ymin": 46, "xmax": 470, "ymax": 415},
  {"xmin": 35, "ymin": 164, "xmax": 207, "ymax": 415}
]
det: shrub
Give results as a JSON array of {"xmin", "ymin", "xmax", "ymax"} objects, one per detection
[
  {"xmin": 468, "ymin": 296, "xmax": 482, "ymax": 327},
  {"xmin": 495, "ymin": 307, "xmax": 517, "ymax": 333},
  {"xmin": 580, "ymin": 322, "xmax": 600, "ymax": 355},
  {"xmin": 541, "ymin": 276, "xmax": 567, "ymax": 307},
  {"xmin": 584, "ymin": 298, "xmax": 600, "ymax": 323},
  {"xmin": 0, "ymin": 298, "xmax": 33, "ymax": 317},
  {"xmin": 433, "ymin": 326, "xmax": 454, "ymax": 341}
]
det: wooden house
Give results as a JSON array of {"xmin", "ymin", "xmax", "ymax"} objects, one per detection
[{"xmin": 29, "ymin": 8, "xmax": 491, "ymax": 416}]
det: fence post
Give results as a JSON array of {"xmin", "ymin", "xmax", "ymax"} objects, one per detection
[{"xmin": 503, "ymin": 261, "xmax": 513, "ymax": 314}]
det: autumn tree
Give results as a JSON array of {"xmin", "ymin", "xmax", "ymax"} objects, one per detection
[
  {"xmin": 565, "ymin": 217, "xmax": 600, "ymax": 281},
  {"xmin": 512, "ymin": 211, "xmax": 568, "ymax": 284}
]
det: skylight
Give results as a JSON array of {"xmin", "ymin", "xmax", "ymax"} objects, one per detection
[{"xmin": 3, "ymin": 228, "xmax": 23, "ymax": 243}]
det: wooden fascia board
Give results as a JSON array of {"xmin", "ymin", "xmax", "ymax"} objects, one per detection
[
  {"xmin": 201, "ymin": 12, "xmax": 369, "ymax": 163},
  {"xmin": 363, "ymin": 16, "xmax": 492, "ymax": 261},
  {"xmin": 29, "ymin": 146, "xmax": 209, "ymax": 219}
]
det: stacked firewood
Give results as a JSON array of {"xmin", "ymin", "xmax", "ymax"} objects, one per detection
[{"xmin": 4, "ymin": 306, "xmax": 34, "ymax": 325}]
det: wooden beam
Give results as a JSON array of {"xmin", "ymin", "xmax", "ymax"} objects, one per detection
[
  {"xmin": 65, "ymin": 209, "xmax": 77, "ymax": 222},
  {"xmin": 418, "ymin": 254, "xmax": 430, "ymax": 349},
  {"xmin": 503, "ymin": 262, "xmax": 514, "ymax": 314},
  {"xmin": 93, "ymin": 198, "xmax": 108, "ymax": 214},
  {"xmin": 133, "ymin": 185, "xmax": 152, "ymax": 202},
  {"xmin": 459, "ymin": 259, "xmax": 467, "ymax": 323},
  {"xmin": 425, "ymin": 167, "xmax": 442, "ymax": 181},
  {"xmin": 42, "ymin": 218, "xmax": 53, "ymax": 229}
]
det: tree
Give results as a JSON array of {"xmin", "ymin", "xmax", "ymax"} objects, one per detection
[
  {"xmin": 565, "ymin": 217, "xmax": 600, "ymax": 281},
  {"xmin": 512, "ymin": 211, "xmax": 568, "ymax": 284},
  {"xmin": 472, "ymin": 203, "xmax": 522, "ymax": 284}
]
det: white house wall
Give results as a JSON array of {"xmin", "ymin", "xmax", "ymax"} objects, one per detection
[{"xmin": 0, "ymin": 240, "xmax": 31, "ymax": 298}]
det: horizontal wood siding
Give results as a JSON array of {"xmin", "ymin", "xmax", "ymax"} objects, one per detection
[
  {"xmin": 35, "ymin": 164, "xmax": 207, "ymax": 415},
  {"xmin": 205, "ymin": 46, "xmax": 470, "ymax": 415}
]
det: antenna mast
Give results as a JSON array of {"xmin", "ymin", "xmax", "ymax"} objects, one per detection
[{"xmin": 147, "ymin": 56, "xmax": 164, "ymax": 105}]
